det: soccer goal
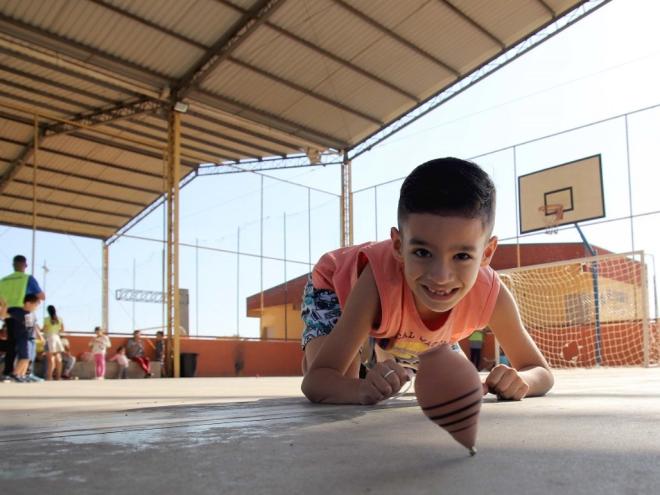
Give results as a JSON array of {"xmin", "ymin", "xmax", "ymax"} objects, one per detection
[{"xmin": 499, "ymin": 251, "xmax": 658, "ymax": 368}]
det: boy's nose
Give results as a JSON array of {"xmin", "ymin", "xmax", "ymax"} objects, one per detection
[{"xmin": 428, "ymin": 262, "xmax": 453, "ymax": 284}]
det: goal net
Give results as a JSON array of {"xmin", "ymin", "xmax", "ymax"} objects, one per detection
[{"xmin": 499, "ymin": 251, "xmax": 658, "ymax": 368}]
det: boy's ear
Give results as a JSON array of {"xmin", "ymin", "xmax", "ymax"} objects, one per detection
[
  {"xmin": 390, "ymin": 227, "xmax": 404, "ymax": 263},
  {"xmin": 480, "ymin": 235, "xmax": 498, "ymax": 266}
]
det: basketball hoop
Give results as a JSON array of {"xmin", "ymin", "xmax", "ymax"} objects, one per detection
[{"xmin": 538, "ymin": 204, "xmax": 564, "ymax": 235}]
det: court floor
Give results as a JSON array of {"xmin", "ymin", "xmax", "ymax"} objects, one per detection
[{"xmin": 1, "ymin": 368, "xmax": 659, "ymax": 494}]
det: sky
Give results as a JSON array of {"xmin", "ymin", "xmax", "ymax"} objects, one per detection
[{"xmin": 1, "ymin": 0, "xmax": 659, "ymax": 336}]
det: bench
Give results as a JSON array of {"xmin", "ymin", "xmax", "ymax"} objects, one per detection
[{"xmin": 71, "ymin": 360, "xmax": 162, "ymax": 379}]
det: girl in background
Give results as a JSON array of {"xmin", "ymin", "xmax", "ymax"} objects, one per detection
[
  {"xmin": 89, "ymin": 326, "xmax": 111, "ymax": 380},
  {"xmin": 43, "ymin": 305, "xmax": 65, "ymax": 380}
]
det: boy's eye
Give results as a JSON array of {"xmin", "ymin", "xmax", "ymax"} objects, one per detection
[
  {"xmin": 413, "ymin": 248, "xmax": 432, "ymax": 258},
  {"xmin": 455, "ymin": 253, "xmax": 472, "ymax": 261}
]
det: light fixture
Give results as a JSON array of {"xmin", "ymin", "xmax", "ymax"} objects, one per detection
[{"xmin": 173, "ymin": 101, "xmax": 189, "ymax": 113}]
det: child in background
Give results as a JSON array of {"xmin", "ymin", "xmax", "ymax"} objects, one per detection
[
  {"xmin": 88, "ymin": 326, "xmax": 111, "ymax": 380},
  {"xmin": 301, "ymin": 158, "xmax": 553, "ymax": 405},
  {"xmin": 109, "ymin": 346, "xmax": 129, "ymax": 379},
  {"xmin": 42, "ymin": 305, "xmax": 65, "ymax": 380},
  {"xmin": 6, "ymin": 294, "xmax": 41, "ymax": 382},
  {"xmin": 59, "ymin": 336, "xmax": 77, "ymax": 380}
]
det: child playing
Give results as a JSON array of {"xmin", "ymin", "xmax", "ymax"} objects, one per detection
[
  {"xmin": 5, "ymin": 294, "xmax": 41, "ymax": 382},
  {"xmin": 109, "ymin": 346, "xmax": 129, "ymax": 379},
  {"xmin": 89, "ymin": 326, "xmax": 111, "ymax": 380},
  {"xmin": 301, "ymin": 157, "xmax": 553, "ymax": 405}
]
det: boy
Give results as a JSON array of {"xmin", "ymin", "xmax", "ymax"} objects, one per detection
[
  {"xmin": 301, "ymin": 158, "xmax": 553, "ymax": 405},
  {"xmin": 5, "ymin": 294, "xmax": 41, "ymax": 382}
]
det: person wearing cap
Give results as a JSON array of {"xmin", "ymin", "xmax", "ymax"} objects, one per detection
[{"xmin": 0, "ymin": 255, "xmax": 46, "ymax": 379}]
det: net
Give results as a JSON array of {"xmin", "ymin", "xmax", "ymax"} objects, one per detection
[{"xmin": 499, "ymin": 251, "xmax": 658, "ymax": 368}]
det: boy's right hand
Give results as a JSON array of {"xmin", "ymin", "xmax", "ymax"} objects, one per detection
[{"xmin": 359, "ymin": 360, "xmax": 410, "ymax": 405}]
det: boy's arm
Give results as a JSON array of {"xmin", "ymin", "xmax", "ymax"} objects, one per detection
[
  {"xmin": 301, "ymin": 266, "xmax": 407, "ymax": 405},
  {"xmin": 486, "ymin": 284, "xmax": 554, "ymax": 399}
]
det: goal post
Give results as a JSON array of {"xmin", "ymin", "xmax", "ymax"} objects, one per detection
[{"xmin": 498, "ymin": 251, "xmax": 656, "ymax": 368}]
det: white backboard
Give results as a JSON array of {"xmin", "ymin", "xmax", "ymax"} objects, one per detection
[{"xmin": 518, "ymin": 155, "xmax": 605, "ymax": 234}]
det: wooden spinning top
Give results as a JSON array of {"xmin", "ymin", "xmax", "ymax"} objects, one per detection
[{"xmin": 414, "ymin": 343, "xmax": 483, "ymax": 455}]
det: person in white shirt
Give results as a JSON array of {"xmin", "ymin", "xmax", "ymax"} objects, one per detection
[{"xmin": 88, "ymin": 326, "xmax": 111, "ymax": 380}]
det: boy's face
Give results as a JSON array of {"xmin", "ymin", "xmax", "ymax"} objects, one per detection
[
  {"xmin": 25, "ymin": 301, "xmax": 40, "ymax": 313},
  {"xmin": 391, "ymin": 213, "xmax": 497, "ymax": 321}
]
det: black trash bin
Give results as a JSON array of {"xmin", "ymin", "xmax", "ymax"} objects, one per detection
[{"xmin": 180, "ymin": 352, "xmax": 198, "ymax": 377}]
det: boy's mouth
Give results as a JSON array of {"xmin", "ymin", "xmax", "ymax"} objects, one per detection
[{"xmin": 422, "ymin": 285, "xmax": 459, "ymax": 301}]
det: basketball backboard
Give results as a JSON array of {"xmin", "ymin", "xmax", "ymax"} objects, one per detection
[{"xmin": 518, "ymin": 155, "xmax": 605, "ymax": 234}]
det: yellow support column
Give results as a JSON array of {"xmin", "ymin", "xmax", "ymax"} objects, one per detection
[
  {"xmin": 31, "ymin": 115, "xmax": 38, "ymax": 272},
  {"xmin": 340, "ymin": 152, "xmax": 353, "ymax": 247},
  {"xmin": 102, "ymin": 243, "xmax": 109, "ymax": 331},
  {"xmin": 167, "ymin": 108, "xmax": 182, "ymax": 378}
]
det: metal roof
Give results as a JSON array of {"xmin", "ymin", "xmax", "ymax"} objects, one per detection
[{"xmin": 0, "ymin": 0, "xmax": 603, "ymax": 240}]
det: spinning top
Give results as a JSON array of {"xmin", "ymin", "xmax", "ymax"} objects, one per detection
[{"xmin": 414, "ymin": 343, "xmax": 483, "ymax": 455}]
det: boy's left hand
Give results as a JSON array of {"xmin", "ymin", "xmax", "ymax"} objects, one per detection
[{"xmin": 484, "ymin": 364, "xmax": 529, "ymax": 401}]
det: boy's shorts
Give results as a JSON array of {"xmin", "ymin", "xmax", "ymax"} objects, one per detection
[
  {"xmin": 15, "ymin": 334, "xmax": 30, "ymax": 360},
  {"xmin": 300, "ymin": 277, "xmax": 461, "ymax": 369},
  {"xmin": 301, "ymin": 277, "xmax": 341, "ymax": 350}
]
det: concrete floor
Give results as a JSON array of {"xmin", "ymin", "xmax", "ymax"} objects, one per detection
[{"xmin": 1, "ymin": 369, "xmax": 659, "ymax": 495}]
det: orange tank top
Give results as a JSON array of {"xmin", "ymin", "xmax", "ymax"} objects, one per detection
[{"xmin": 312, "ymin": 240, "xmax": 500, "ymax": 363}]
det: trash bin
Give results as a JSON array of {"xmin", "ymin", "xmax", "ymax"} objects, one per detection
[{"xmin": 180, "ymin": 352, "xmax": 198, "ymax": 377}]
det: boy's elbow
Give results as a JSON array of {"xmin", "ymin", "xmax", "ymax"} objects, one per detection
[{"xmin": 301, "ymin": 374, "xmax": 322, "ymax": 403}]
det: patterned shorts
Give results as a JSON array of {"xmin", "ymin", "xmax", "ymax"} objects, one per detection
[{"xmin": 300, "ymin": 277, "xmax": 342, "ymax": 349}]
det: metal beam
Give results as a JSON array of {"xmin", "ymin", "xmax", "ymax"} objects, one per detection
[
  {"xmin": 215, "ymin": 0, "xmax": 419, "ymax": 103},
  {"xmin": 0, "ymin": 63, "xmax": 118, "ymax": 104},
  {"xmin": 102, "ymin": 243, "xmax": 109, "ymax": 331},
  {"xmin": 175, "ymin": 0, "xmax": 287, "ymax": 98},
  {"xmin": 0, "ymin": 218, "xmax": 107, "ymax": 240},
  {"xmin": 186, "ymin": 109, "xmax": 301, "ymax": 153},
  {"xmin": 192, "ymin": 88, "xmax": 347, "ymax": 150},
  {"xmin": 43, "ymin": 98, "xmax": 164, "ymax": 137},
  {"xmin": 13, "ymin": 161, "xmax": 163, "ymax": 196},
  {"xmin": 1, "ymin": 191, "xmax": 132, "ymax": 220},
  {"xmin": 439, "ymin": 0, "xmax": 505, "ymax": 49},
  {"xmin": 87, "ymin": 0, "xmax": 208, "ymax": 50},
  {"xmin": 11, "ymin": 177, "xmax": 148, "ymax": 208},
  {"xmin": 0, "ymin": 13, "xmax": 169, "ymax": 86},
  {"xmin": 331, "ymin": 0, "xmax": 460, "ymax": 77},
  {"xmin": 166, "ymin": 109, "xmax": 182, "ymax": 378},
  {"xmin": 0, "ymin": 44, "xmax": 141, "ymax": 99},
  {"xmin": 227, "ymin": 57, "xmax": 383, "ymax": 125},
  {"xmin": 0, "ymin": 157, "xmax": 161, "ymax": 196},
  {"xmin": 107, "ymin": 120, "xmax": 242, "ymax": 162},
  {"xmin": 0, "ymin": 126, "xmax": 44, "ymax": 196},
  {"xmin": 0, "ymin": 120, "xmax": 163, "ymax": 181},
  {"xmin": 1, "ymin": 205, "xmax": 120, "ymax": 230}
]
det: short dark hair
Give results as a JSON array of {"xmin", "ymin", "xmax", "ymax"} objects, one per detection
[
  {"xmin": 397, "ymin": 157, "xmax": 496, "ymax": 233},
  {"xmin": 156, "ymin": 331, "xmax": 164, "ymax": 337},
  {"xmin": 24, "ymin": 293, "xmax": 39, "ymax": 304},
  {"xmin": 13, "ymin": 255, "xmax": 27, "ymax": 264}
]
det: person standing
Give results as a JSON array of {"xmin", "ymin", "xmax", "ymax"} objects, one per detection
[
  {"xmin": 89, "ymin": 327, "xmax": 111, "ymax": 380},
  {"xmin": 0, "ymin": 255, "xmax": 45, "ymax": 379},
  {"xmin": 43, "ymin": 305, "xmax": 65, "ymax": 380}
]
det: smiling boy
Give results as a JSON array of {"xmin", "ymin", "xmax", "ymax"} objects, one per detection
[{"xmin": 301, "ymin": 157, "xmax": 553, "ymax": 405}]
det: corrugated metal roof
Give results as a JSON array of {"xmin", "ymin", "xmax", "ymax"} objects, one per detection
[{"xmin": 0, "ymin": 0, "xmax": 600, "ymax": 240}]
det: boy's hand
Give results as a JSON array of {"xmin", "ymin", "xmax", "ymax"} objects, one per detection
[
  {"xmin": 359, "ymin": 360, "xmax": 410, "ymax": 405},
  {"xmin": 484, "ymin": 364, "xmax": 529, "ymax": 401}
]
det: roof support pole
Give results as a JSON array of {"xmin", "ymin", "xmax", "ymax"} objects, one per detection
[
  {"xmin": 102, "ymin": 243, "xmax": 109, "ymax": 331},
  {"xmin": 31, "ymin": 114, "xmax": 38, "ymax": 274},
  {"xmin": 340, "ymin": 151, "xmax": 353, "ymax": 247},
  {"xmin": 166, "ymin": 108, "xmax": 182, "ymax": 378}
]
